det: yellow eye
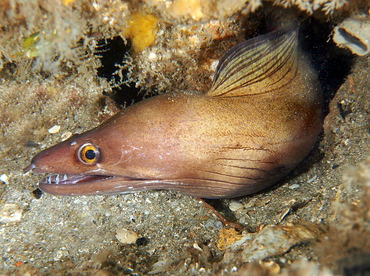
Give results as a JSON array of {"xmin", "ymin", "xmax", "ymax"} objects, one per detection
[{"xmin": 78, "ymin": 143, "xmax": 99, "ymax": 165}]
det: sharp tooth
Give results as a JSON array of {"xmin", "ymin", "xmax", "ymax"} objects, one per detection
[
  {"xmin": 48, "ymin": 176, "xmax": 52, "ymax": 184},
  {"xmin": 55, "ymin": 174, "xmax": 60, "ymax": 184},
  {"xmin": 63, "ymin": 174, "xmax": 67, "ymax": 181}
]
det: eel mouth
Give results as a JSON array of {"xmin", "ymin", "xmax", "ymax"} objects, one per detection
[
  {"xmin": 24, "ymin": 164, "xmax": 159, "ymax": 196},
  {"xmin": 37, "ymin": 173, "xmax": 128, "ymax": 195},
  {"xmin": 36, "ymin": 173, "xmax": 144, "ymax": 196},
  {"xmin": 39, "ymin": 174, "xmax": 115, "ymax": 186},
  {"xmin": 23, "ymin": 164, "xmax": 116, "ymax": 186}
]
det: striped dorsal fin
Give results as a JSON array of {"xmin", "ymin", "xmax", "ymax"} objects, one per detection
[{"xmin": 206, "ymin": 25, "xmax": 298, "ymax": 98}]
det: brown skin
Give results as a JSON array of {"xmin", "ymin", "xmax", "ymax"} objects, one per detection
[{"xmin": 24, "ymin": 27, "xmax": 323, "ymax": 198}]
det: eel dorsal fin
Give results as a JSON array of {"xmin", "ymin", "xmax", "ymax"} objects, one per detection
[{"xmin": 206, "ymin": 25, "xmax": 299, "ymax": 98}]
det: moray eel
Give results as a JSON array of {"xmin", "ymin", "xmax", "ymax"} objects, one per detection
[{"xmin": 24, "ymin": 25, "xmax": 323, "ymax": 198}]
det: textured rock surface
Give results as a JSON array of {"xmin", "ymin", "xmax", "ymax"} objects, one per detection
[{"xmin": 1, "ymin": 0, "xmax": 370, "ymax": 275}]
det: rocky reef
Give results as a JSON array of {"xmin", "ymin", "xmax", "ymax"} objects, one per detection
[{"xmin": 0, "ymin": 0, "xmax": 369, "ymax": 275}]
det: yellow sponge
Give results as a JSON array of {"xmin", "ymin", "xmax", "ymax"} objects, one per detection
[{"xmin": 123, "ymin": 12, "xmax": 158, "ymax": 53}]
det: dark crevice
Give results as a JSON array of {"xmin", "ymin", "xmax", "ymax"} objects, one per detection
[
  {"xmin": 298, "ymin": 18, "xmax": 355, "ymax": 115},
  {"xmin": 95, "ymin": 36, "xmax": 143, "ymax": 108}
]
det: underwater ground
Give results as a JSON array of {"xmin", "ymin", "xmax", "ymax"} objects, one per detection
[{"xmin": 1, "ymin": 0, "xmax": 370, "ymax": 275}]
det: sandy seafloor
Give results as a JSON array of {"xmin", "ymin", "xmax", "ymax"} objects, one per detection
[{"xmin": 1, "ymin": 10, "xmax": 370, "ymax": 276}]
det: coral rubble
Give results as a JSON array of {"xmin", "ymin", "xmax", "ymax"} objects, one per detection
[{"xmin": 0, "ymin": 0, "xmax": 369, "ymax": 275}]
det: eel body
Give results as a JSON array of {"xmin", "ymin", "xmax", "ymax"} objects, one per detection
[{"xmin": 24, "ymin": 25, "xmax": 323, "ymax": 198}]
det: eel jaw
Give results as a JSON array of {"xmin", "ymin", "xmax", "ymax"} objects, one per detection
[
  {"xmin": 40, "ymin": 174, "xmax": 115, "ymax": 186},
  {"xmin": 24, "ymin": 164, "xmax": 144, "ymax": 196},
  {"xmin": 37, "ymin": 173, "xmax": 140, "ymax": 196}
]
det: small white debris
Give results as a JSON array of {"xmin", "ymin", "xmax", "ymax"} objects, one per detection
[
  {"xmin": 61, "ymin": 131, "xmax": 73, "ymax": 141},
  {"xmin": 149, "ymin": 259, "xmax": 172, "ymax": 274},
  {"xmin": 229, "ymin": 201, "xmax": 244, "ymax": 212},
  {"xmin": 115, "ymin": 228, "xmax": 138, "ymax": 244},
  {"xmin": 0, "ymin": 174, "xmax": 9, "ymax": 184},
  {"xmin": 193, "ymin": 243, "xmax": 203, "ymax": 252},
  {"xmin": 54, "ymin": 248, "xmax": 69, "ymax": 261},
  {"xmin": 289, "ymin": 184, "xmax": 300, "ymax": 190},
  {"xmin": 307, "ymin": 175, "xmax": 318, "ymax": 183},
  {"xmin": 277, "ymin": 207, "xmax": 291, "ymax": 222},
  {"xmin": 198, "ymin": 267, "xmax": 206, "ymax": 273},
  {"xmin": 239, "ymin": 224, "xmax": 319, "ymax": 261},
  {"xmin": 0, "ymin": 204, "xmax": 23, "ymax": 223},
  {"xmin": 48, "ymin": 125, "xmax": 61, "ymax": 134},
  {"xmin": 148, "ymin": 52, "xmax": 157, "ymax": 60}
]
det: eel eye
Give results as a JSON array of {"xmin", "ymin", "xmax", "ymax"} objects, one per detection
[{"xmin": 78, "ymin": 143, "xmax": 99, "ymax": 165}]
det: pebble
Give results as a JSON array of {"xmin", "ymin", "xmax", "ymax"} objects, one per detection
[
  {"xmin": 193, "ymin": 243, "xmax": 203, "ymax": 252},
  {"xmin": 307, "ymin": 175, "xmax": 318, "ymax": 183},
  {"xmin": 115, "ymin": 228, "xmax": 138, "ymax": 244},
  {"xmin": 0, "ymin": 174, "xmax": 9, "ymax": 184},
  {"xmin": 229, "ymin": 201, "xmax": 244, "ymax": 212},
  {"xmin": 48, "ymin": 125, "xmax": 61, "ymax": 134},
  {"xmin": 0, "ymin": 203, "xmax": 23, "ymax": 223},
  {"xmin": 61, "ymin": 131, "xmax": 73, "ymax": 140},
  {"xmin": 289, "ymin": 184, "xmax": 300, "ymax": 190}
]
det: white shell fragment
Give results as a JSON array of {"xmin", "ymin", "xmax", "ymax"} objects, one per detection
[
  {"xmin": 227, "ymin": 224, "xmax": 320, "ymax": 261},
  {"xmin": 0, "ymin": 174, "xmax": 9, "ymax": 184},
  {"xmin": 61, "ymin": 131, "xmax": 73, "ymax": 141},
  {"xmin": 115, "ymin": 228, "xmax": 138, "ymax": 244},
  {"xmin": 289, "ymin": 183, "xmax": 300, "ymax": 190},
  {"xmin": 229, "ymin": 201, "xmax": 244, "ymax": 212},
  {"xmin": 149, "ymin": 259, "xmax": 173, "ymax": 274},
  {"xmin": 333, "ymin": 15, "xmax": 370, "ymax": 56},
  {"xmin": 193, "ymin": 243, "xmax": 203, "ymax": 252},
  {"xmin": 0, "ymin": 203, "xmax": 23, "ymax": 223},
  {"xmin": 48, "ymin": 125, "xmax": 61, "ymax": 134}
]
